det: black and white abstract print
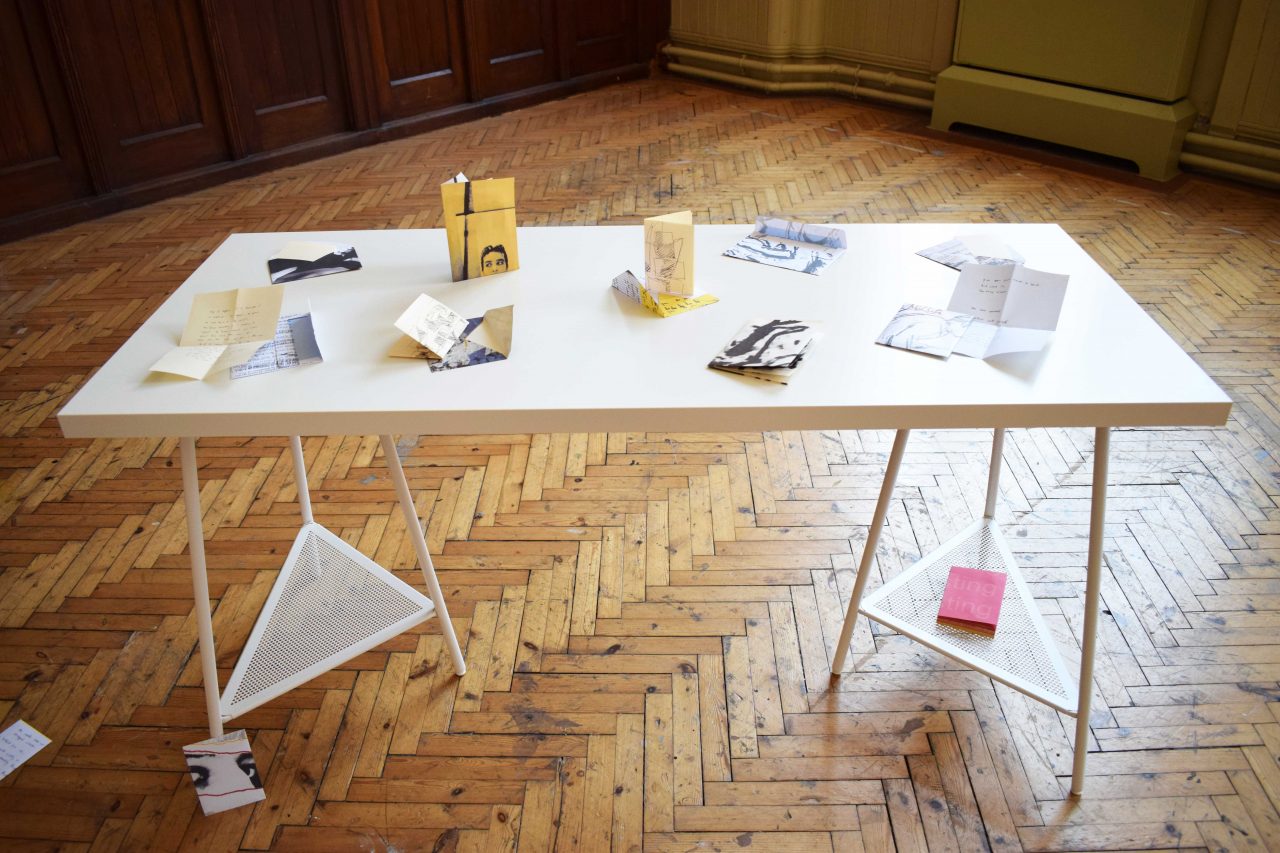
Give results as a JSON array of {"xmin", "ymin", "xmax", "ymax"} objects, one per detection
[
  {"xmin": 876, "ymin": 303, "xmax": 975, "ymax": 358},
  {"xmin": 268, "ymin": 246, "xmax": 362, "ymax": 284},
  {"xmin": 710, "ymin": 319, "xmax": 816, "ymax": 369}
]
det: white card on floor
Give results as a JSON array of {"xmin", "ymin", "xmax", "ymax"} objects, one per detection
[{"xmin": 0, "ymin": 719, "xmax": 51, "ymax": 780}]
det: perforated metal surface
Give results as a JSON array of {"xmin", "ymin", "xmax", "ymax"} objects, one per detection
[
  {"xmin": 226, "ymin": 525, "xmax": 428, "ymax": 712},
  {"xmin": 863, "ymin": 521, "xmax": 1073, "ymax": 707}
]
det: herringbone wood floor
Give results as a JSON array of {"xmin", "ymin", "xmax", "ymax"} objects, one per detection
[{"xmin": 2, "ymin": 74, "xmax": 1279, "ymax": 852}]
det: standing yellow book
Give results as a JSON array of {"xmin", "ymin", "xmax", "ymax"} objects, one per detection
[{"xmin": 441, "ymin": 174, "xmax": 519, "ymax": 282}]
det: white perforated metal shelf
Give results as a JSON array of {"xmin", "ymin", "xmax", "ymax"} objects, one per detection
[
  {"xmin": 860, "ymin": 518, "xmax": 1079, "ymax": 715},
  {"xmin": 220, "ymin": 522, "xmax": 436, "ymax": 722}
]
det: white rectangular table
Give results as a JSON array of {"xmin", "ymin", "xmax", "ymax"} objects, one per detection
[{"xmin": 58, "ymin": 223, "xmax": 1230, "ymax": 794}]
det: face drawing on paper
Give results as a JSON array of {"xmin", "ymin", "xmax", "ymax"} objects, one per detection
[
  {"xmin": 480, "ymin": 245, "xmax": 508, "ymax": 276},
  {"xmin": 186, "ymin": 749, "xmax": 262, "ymax": 799},
  {"xmin": 645, "ymin": 230, "xmax": 684, "ymax": 287}
]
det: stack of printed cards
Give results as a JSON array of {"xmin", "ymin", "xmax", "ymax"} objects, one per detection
[{"xmin": 708, "ymin": 319, "xmax": 819, "ymax": 385}]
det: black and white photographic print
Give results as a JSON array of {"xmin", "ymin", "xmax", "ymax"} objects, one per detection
[
  {"xmin": 722, "ymin": 217, "xmax": 847, "ymax": 275},
  {"xmin": 876, "ymin": 303, "xmax": 975, "ymax": 358},
  {"xmin": 708, "ymin": 318, "xmax": 819, "ymax": 384},
  {"xmin": 183, "ymin": 730, "xmax": 266, "ymax": 816},
  {"xmin": 267, "ymin": 241, "xmax": 362, "ymax": 284}
]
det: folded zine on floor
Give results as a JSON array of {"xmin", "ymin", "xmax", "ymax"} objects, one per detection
[
  {"xmin": 390, "ymin": 293, "xmax": 512, "ymax": 371},
  {"xmin": 947, "ymin": 262, "xmax": 1069, "ymax": 358},
  {"xmin": 611, "ymin": 270, "xmax": 718, "ymax": 317},
  {"xmin": 708, "ymin": 318, "xmax": 819, "ymax": 385},
  {"xmin": 183, "ymin": 730, "xmax": 266, "ymax": 816},
  {"xmin": 267, "ymin": 241, "xmax": 361, "ymax": 283},
  {"xmin": 442, "ymin": 172, "xmax": 519, "ymax": 282},
  {"xmin": 722, "ymin": 216, "xmax": 847, "ymax": 275}
]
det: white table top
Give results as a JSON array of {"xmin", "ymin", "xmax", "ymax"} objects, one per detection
[{"xmin": 57, "ymin": 224, "xmax": 1231, "ymax": 439}]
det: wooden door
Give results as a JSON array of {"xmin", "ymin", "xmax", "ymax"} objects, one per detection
[
  {"xmin": 367, "ymin": 0, "xmax": 468, "ymax": 122},
  {"xmin": 464, "ymin": 0, "xmax": 559, "ymax": 99},
  {"xmin": 557, "ymin": 0, "xmax": 638, "ymax": 78},
  {"xmin": 50, "ymin": 0, "xmax": 230, "ymax": 188},
  {"xmin": 0, "ymin": 0, "xmax": 93, "ymax": 219},
  {"xmin": 209, "ymin": 0, "xmax": 350, "ymax": 153}
]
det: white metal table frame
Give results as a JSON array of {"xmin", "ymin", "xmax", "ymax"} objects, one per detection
[
  {"xmin": 182, "ymin": 434, "xmax": 466, "ymax": 738},
  {"xmin": 56, "ymin": 223, "xmax": 1231, "ymax": 794},
  {"xmin": 831, "ymin": 426, "xmax": 1109, "ymax": 795}
]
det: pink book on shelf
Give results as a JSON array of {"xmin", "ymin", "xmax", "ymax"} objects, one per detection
[{"xmin": 937, "ymin": 565, "xmax": 1006, "ymax": 636}]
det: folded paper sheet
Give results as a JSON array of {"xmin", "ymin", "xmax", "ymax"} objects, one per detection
[
  {"xmin": 231, "ymin": 313, "xmax": 323, "ymax": 379},
  {"xmin": 722, "ymin": 216, "xmax": 847, "ymax": 275},
  {"xmin": 0, "ymin": 720, "xmax": 50, "ymax": 781},
  {"xmin": 149, "ymin": 286, "xmax": 284, "ymax": 380},
  {"xmin": 876, "ymin": 304, "xmax": 976, "ymax": 358},
  {"xmin": 442, "ymin": 173, "xmax": 519, "ymax": 281},
  {"xmin": 947, "ymin": 263, "xmax": 1069, "ymax": 358},
  {"xmin": 611, "ymin": 270, "xmax": 718, "ymax": 317},
  {"xmin": 268, "ymin": 241, "xmax": 361, "ymax": 283},
  {"xmin": 391, "ymin": 294, "xmax": 511, "ymax": 371},
  {"xmin": 644, "ymin": 211, "xmax": 694, "ymax": 295},
  {"xmin": 708, "ymin": 318, "xmax": 819, "ymax": 385},
  {"xmin": 183, "ymin": 730, "xmax": 266, "ymax": 816},
  {"xmin": 917, "ymin": 235, "xmax": 1025, "ymax": 270}
]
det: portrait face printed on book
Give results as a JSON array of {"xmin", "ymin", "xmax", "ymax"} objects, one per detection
[{"xmin": 442, "ymin": 176, "xmax": 520, "ymax": 282}]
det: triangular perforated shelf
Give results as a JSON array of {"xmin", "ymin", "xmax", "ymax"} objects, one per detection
[
  {"xmin": 220, "ymin": 522, "xmax": 435, "ymax": 722},
  {"xmin": 860, "ymin": 518, "xmax": 1079, "ymax": 714}
]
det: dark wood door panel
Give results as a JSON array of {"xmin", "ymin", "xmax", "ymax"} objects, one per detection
[
  {"xmin": 368, "ymin": 0, "xmax": 467, "ymax": 121},
  {"xmin": 52, "ymin": 0, "xmax": 229, "ymax": 188},
  {"xmin": 465, "ymin": 0, "xmax": 559, "ymax": 99},
  {"xmin": 0, "ymin": 0, "xmax": 93, "ymax": 218},
  {"xmin": 558, "ymin": 0, "xmax": 637, "ymax": 78},
  {"xmin": 212, "ymin": 0, "xmax": 350, "ymax": 152}
]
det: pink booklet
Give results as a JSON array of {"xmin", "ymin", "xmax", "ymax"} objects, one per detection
[{"xmin": 937, "ymin": 565, "xmax": 1006, "ymax": 636}]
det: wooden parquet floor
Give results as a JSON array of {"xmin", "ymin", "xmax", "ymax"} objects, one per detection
[{"xmin": 2, "ymin": 74, "xmax": 1280, "ymax": 852}]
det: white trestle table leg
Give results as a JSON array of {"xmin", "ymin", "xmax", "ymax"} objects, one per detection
[
  {"xmin": 1072, "ymin": 426, "xmax": 1109, "ymax": 795},
  {"xmin": 180, "ymin": 437, "xmax": 224, "ymax": 738},
  {"xmin": 985, "ymin": 428, "xmax": 1005, "ymax": 519},
  {"xmin": 289, "ymin": 436, "xmax": 315, "ymax": 526},
  {"xmin": 379, "ymin": 435, "xmax": 467, "ymax": 676},
  {"xmin": 832, "ymin": 429, "xmax": 911, "ymax": 673}
]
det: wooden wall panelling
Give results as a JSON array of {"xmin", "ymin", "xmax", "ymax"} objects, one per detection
[
  {"xmin": 464, "ymin": 0, "xmax": 560, "ymax": 99},
  {"xmin": 366, "ymin": 0, "xmax": 468, "ymax": 122},
  {"xmin": 49, "ymin": 0, "xmax": 230, "ymax": 188},
  {"xmin": 557, "ymin": 0, "xmax": 638, "ymax": 79},
  {"xmin": 0, "ymin": 0, "xmax": 93, "ymax": 219},
  {"xmin": 208, "ymin": 0, "xmax": 351, "ymax": 153}
]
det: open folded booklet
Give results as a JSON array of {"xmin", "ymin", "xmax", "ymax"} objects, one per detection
[
  {"xmin": 148, "ymin": 285, "xmax": 285, "ymax": 380},
  {"xmin": 390, "ymin": 293, "xmax": 512, "ymax": 371},
  {"xmin": 878, "ymin": 263, "xmax": 1069, "ymax": 360},
  {"xmin": 708, "ymin": 318, "xmax": 819, "ymax": 384},
  {"xmin": 723, "ymin": 216, "xmax": 847, "ymax": 275},
  {"xmin": 611, "ymin": 270, "xmax": 717, "ymax": 317},
  {"xmin": 230, "ymin": 313, "xmax": 322, "ymax": 379}
]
